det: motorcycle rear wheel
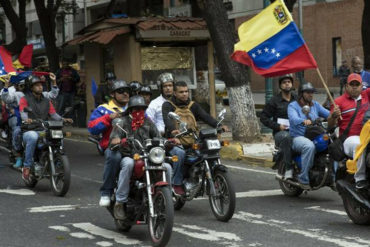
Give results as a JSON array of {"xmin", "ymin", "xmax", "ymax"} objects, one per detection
[
  {"xmin": 114, "ymin": 219, "xmax": 132, "ymax": 232},
  {"xmin": 277, "ymin": 160, "xmax": 303, "ymax": 197},
  {"xmin": 343, "ymin": 196, "xmax": 370, "ymax": 225},
  {"xmin": 24, "ymin": 174, "xmax": 38, "ymax": 188},
  {"xmin": 209, "ymin": 170, "xmax": 236, "ymax": 222},
  {"xmin": 50, "ymin": 154, "xmax": 71, "ymax": 197},
  {"xmin": 173, "ymin": 197, "xmax": 186, "ymax": 210},
  {"xmin": 148, "ymin": 186, "xmax": 174, "ymax": 247}
]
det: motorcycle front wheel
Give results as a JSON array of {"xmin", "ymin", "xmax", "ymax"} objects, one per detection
[
  {"xmin": 50, "ymin": 154, "xmax": 71, "ymax": 197},
  {"xmin": 209, "ymin": 170, "xmax": 236, "ymax": 222},
  {"xmin": 148, "ymin": 186, "xmax": 174, "ymax": 247}
]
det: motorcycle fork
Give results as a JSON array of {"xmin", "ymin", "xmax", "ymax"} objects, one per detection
[
  {"xmin": 205, "ymin": 160, "xmax": 216, "ymax": 196},
  {"xmin": 48, "ymin": 146, "xmax": 56, "ymax": 176},
  {"xmin": 144, "ymin": 159, "xmax": 155, "ymax": 217}
]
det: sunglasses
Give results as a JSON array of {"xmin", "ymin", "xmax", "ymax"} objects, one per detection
[
  {"xmin": 115, "ymin": 88, "xmax": 130, "ymax": 94},
  {"xmin": 348, "ymin": 81, "xmax": 361, "ymax": 87}
]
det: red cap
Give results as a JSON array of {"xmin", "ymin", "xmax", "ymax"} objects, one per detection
[{"xmin": 347, "ymin": 73, "xmax": 362, "ymax": 84}]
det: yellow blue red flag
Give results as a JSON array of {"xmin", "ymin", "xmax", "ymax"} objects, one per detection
[{"xmin": 231, "ymin": 0, "xmax": 317, "ymax": 77}]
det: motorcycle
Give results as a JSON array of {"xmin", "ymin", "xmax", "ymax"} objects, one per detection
[
  {"xmin": 336, "ymin": 120, "xmax": 370, "ymax": 224},
  {"xmin": 167, "ymin": 109, "xmax": 236, "ymax": 222},
  {"xmin": 88, "ymin": 133, "xmax": 104, "ymax": 156},
  {"xmin": 19, "ymin": 107, "xmax": 72, "ymax": 196},
  {"xmin": 274, "ymin": 105, "xmax": 336, "ymax": 196},
  {"xmin": 108, "ymin": 121, "xmax": 174, "ymax": 247}
]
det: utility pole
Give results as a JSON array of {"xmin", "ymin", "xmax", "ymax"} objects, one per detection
[{"xmin": 84, "ymin": 0, "xmax": 88, "ymax": 26}]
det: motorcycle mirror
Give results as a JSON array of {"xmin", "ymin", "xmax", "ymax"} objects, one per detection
[
  {"xmin": 23, "ymin": 107, "xmax": 33, "ymax": 113},
  {"xmin": 218, "ymin": 109, "xmax": 226, "ymax": 120},
  {"xmin": 168, "ymin": 112, "xmax": 180, "ymax": 121},
  {"xmin": 302, "ymin": 105, "xmax": 311, "ymax": 115}
]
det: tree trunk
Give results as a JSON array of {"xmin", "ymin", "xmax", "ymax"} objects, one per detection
[
  {"xmin": 362, "ymin": 0, "xmax": 370, "ymax": 69},
  {"xmin": 198, "ymin": 0, "xmax": 260, "ymax": 141},
  {"xmin": 0, "ymin": 0, "xmax": 27, "ymax": 54},
  {"xmin": 34, "ymin": 0, "xmax": 61, "ymax": 72}
]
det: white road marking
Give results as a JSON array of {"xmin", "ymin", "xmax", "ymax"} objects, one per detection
[
  {"xmin": 195, "ymin": 189, "xmax": 283, "ymax": 200},
  {"xmin": 70, "ymin": 232, "xmax": 95, "ymax": 239},
  {"xmin": 65, "ymin": 138, "xmax": 91, "ymax": 144},
  {"xmin": 226, "ymin": 165, "xmax": 275, "ymax": 175},
  {"xmin": 235, "ymin": 211, "xmax": 370, "ymax": 247},
  {"xmin": 173, "ymin": 224, "xmax": 241, "ymax": 246},
  {"xmin": 96, "ymin": 241, "xmax": 113, "ymax": 247},
  {"xmin": 0, "ymin": 188, "xmax": 35, "ymax": 196},
  {"xmin": 72, "ymin": 222, "xmax": 142, "ymax": 245},
  {"xmin": 72, "ymin": 174, "xmax": 102, "ymax": 184},
  {"xmin": 49, "ymin": 226, "xmax": 70, "ymax": 232},
  {"xmin": 304, "ymin": 206, "xmax": 347, "ymax": 216},
  {"xmin": 28, "ymin": 204, "xmax": 93, "ymax": 213}
]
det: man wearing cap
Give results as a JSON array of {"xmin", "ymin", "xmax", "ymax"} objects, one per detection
[
  {"xmin": 260, "ymin": 74, "xmax": 297, "ymax": 179},
  {"xmin": 351, "ymin": 56, "xmax": 370, "ymax": 90},
  {"xmin": 331, "ymin": 73, "xmax": 370, "ymax": 189},
  {"xmin": 288, "ymin": 82, "xmax": 340, "ymax": 189},
  {"xmin": 95, "ymin": 72, "xmax": 116, "ymax": 106}
]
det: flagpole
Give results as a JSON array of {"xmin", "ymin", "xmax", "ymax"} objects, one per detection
[{"xmin": 315, "ymin": 68, "xmax": 336, "ymax": 105}]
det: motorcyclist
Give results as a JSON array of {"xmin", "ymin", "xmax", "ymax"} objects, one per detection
[
  {"xmin": 331, "ymin": 73, "xmax": 370, "ymax": 189},
  {"xmin": 109, "ymin": 95, "xmax": 172, "ymax": 219},
  {"xmin": 94, "ymin": 72, "xmax": 116, "ymax": 106},
  {"xmin": 260, "ymin": 74, "xmax": 297, "ymax": 179},
  {"xmin": 88, "ymin": 80, "xmax": 131, "ymax": 206},
  {"xmin": 139, "ymin": 86, "xmax": 152, "ymax": 105},
  {"xmin": 146, "ymin": 72, "xmax": 175, "ymax": 136},
  {"xmin": 162, "ymin": 80, "xmax": 229, "ymax": 195},
  {"xmin": 287, "ymin": 82, "xmax": 340, "ymax": 189},
  {"xmin": 1, "ymin": 74, "xmax": 59, "ymax": 168},
  {"xmin": 129, "ymin": 81, "xmax": 141, "ymax": 96},
  {"xmin": 19, "ymin": 77, "xmax": 72, "ymax": 181}
]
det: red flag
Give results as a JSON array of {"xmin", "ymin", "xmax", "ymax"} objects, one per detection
[
  {"xmin": 19, "ymin": 44, "xmax": 33, "ymax": 67},
  {"xmin": 0, "ymin": 46, "xmax": 15, "ymax": 72}
]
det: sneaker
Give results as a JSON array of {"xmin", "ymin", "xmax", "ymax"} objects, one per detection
[
  {"xmin": 114, "ymin": 202, "xmax": 126, "ymax": 220},
  {"xmin": 173, "ymin": 185, "xmax": 185, "ymax": 195},
  {"xmin": 1, "ymin": 130, "xmax": 7, "ymax": 139},
  {"xmin": 284, "ymin": 169, "xmax": 293, "ymax": 180},
  {"xmin": 13, "ymin": 157, "xmax": 23, "ymax": 169},
  {"xmin": 355, "ymin": 180, "xmax": 369, "ymax": 190},
  {"xmin": 22, "ymin": 167, "xmax": 30, "ymax": 181},
  {"xmin": 99, "ymin": 195, "xmax": 111, "ymax": 207}
]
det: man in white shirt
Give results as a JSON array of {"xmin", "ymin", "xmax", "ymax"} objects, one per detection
[{"xmin": 146, "ymin": 72, "xmax": 174, "ymax": 135}]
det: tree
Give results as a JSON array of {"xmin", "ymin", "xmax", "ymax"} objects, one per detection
[
  {"xmin": 362, "ymin": 0, "xmax": 370, "ymax": 69},
  {"xmin": 196, "ymin": 0, "xmax": 260, "ymax": 141},
  {"xmin": 0, "ymin": 0, "xmax": 27, "ymax": 54}
]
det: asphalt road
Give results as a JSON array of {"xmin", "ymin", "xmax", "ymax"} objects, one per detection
[{"xmin": 0, "ymin": 138, "xmax": 369, "ymax": 247}]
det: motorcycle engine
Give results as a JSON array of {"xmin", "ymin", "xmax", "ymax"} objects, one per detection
[
  {"xmin": 183, "ymin": 166, "xmax": 202, "ymax": 200},
  {"xmin": 310, "ymin": 154, "xmax": 331, "ymax": 187}
]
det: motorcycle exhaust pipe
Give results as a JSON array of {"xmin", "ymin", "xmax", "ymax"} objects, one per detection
[
  {"xmin": 0, "ymin": 145, "xmax": 12, "ymax": 154},
  {"xmin": 275, "ymin": 174, "xmax": 303, "ymax": 188},
  {"xmin": 88, "ymin": 136, "xmax": 100, "ymax": 145},
  {"xmin": 336, "ymin": 180, "xmax": 370, "ymax": 210}
]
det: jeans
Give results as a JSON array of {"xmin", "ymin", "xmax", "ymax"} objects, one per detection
[
  {"xmin": 169, "ymin": 146, "xmax": 186, "ymax": 186},
  {"xmin": 116, "ymin": 157, "xmax": 172, "ymax": 203},
  {"xmin": 344, "ymin": 136, "xmax": 366, "ymax": 182},
  {"xmin": 100, "ymin": 149, "xmax": 122, "ymax": 196},
  {"xmin": 292, "ymin": 136, "xmax": 316, "ymax": 184},
  {"xmin": 22, "ymin": 131, "xmax": 39, "ymax": 168},
  {"xmin": 274, "ymin": 131, "xmax": 293, "ymax": 170},
  {"xmin": 12, "ymin": 126, "xmax": 22, "ymax": 152},
  {"xmin": 57, "ymin": 92, "xmax": 74, "ymax": 116}
]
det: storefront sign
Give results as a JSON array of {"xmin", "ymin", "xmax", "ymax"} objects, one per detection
[{"xmin": 137, "ymin": 29, "xmax": 209, "ymax": 40}]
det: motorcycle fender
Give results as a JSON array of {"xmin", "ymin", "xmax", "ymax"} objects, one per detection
[
  {"xmin": 154, "ymin": 181, "xmax": 169, "ymax": 188},
  {"xmin": 336, "ymin": 179, "xmax": 370, "ymax": 210},
  {"xmin": 212, "ymin": 164, "xmax": 228, "ymax": 173}
]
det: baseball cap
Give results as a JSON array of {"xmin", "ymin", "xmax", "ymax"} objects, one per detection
[{"xmin": 347, "ymin": 73, "xmax": 362, "ymax": 84}]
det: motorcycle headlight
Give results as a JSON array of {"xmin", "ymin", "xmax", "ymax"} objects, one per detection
[
  {"xmin": 206, "ymin": 139, "xmax": 221, "ymax": 150},
  {"xmin": 148, "ymin": 147, "xmax": 165, "ymax": 164},
  {"xmin": 51, "ymin": 130, "xmax": 63, "ymax": 139}
]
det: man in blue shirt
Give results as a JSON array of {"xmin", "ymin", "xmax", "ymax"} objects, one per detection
[
  {"xmin": 351, "ymin": 56, "xmax": 370, "ymax": 90},
  {"xmin": 288, "ymin": 82, "xmax": 340, "ymax": 189}
]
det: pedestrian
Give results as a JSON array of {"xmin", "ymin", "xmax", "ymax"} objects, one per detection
[
  {"xmin": 351, "ymin": 56, "xmax": 370, "ymax": 90},
  {"xmin": 338, "ymin": 60, "xmax": 350, "ymax": 95}
]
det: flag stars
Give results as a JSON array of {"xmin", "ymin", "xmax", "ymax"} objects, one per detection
[
  {"xmin": 276, "ymin": 52, "xmax": 281, "ymax": 58},
  {"xmin": 257, "ymin": 49, "xmax": 262, "ymax": 54},
  {"xmin": 264, "ymin": 47, "xmax": 269, "ymax": 53},
  {"xmin": 252, "ymin": 53, "xmax": 256, "ymax": 58},
  {"xmin": 271, "ymin": 48, "xmax": 276, "ymax": 54}
]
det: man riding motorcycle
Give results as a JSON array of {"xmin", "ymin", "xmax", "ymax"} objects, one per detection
[
  {"xmin": 139, "ymin": 86, "xmax": 152, "ymax": 106},
  {"xmin": 287, "ymin": 82, "xmax": 340, "ymax": 189},
  {"xmin": 162, "ymin": 80, "xmax": 229, "ymax": 195},
  {"xmin": 88, "ymin": 80, "xmax": 131, "ymax": 206},
  {"xmin": 94, "ymin": 72, "xmax": 116, "ymax": 106},
  {"xmin": 19, "ymin": 77, "xmax": 72, "ymax": 181},
  {"xmin": 260, "ymin": 74, "xmax": 297, "ymax": 179},
  {"xmin": 332, "ymin": 73, "xmax": 370, "ymax": 189},
  {"xmin": 109, "ymin": 95, "xmax": 172, "ymax": 219}
]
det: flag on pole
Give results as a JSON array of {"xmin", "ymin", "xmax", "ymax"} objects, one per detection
[
  {"xmin": 231, "ymin": 0, "xmax": 317, "ymax": 77},
  {"xmin": 0, "ymin": 46, "xmax": 15, "ymax": 73}
]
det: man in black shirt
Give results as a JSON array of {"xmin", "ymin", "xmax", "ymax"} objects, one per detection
[{"xmin": 260, "ymin": 74, "xmax": 297, "ymax": 179}]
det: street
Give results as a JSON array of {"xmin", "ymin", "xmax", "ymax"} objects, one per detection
[{"xmin": 0, "ymin": 138, "xmax": 369, "ymax": 247}]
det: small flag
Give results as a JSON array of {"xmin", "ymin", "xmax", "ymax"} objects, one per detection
[{"xmin": 92, "ymin": 77, "xmax": 97, "ymax": 96}]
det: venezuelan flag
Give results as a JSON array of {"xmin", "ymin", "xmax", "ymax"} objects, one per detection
[{"xmin": 231, "ymin": 0, "xmax": 317, "ymax": 77}]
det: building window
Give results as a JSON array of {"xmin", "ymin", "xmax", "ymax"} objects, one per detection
[{"xmin": 332, "ymin": 37, "xmax": 342, "ymax": 76}]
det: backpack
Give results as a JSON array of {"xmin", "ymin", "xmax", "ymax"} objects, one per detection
[{"xmin": 169, "ymin": 100, "xmax": 198, "ymax": 147}]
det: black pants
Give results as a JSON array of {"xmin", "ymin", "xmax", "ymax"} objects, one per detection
[{"xmin": 274, "ymin": 131, "xmax": 293, "ymax": 170}]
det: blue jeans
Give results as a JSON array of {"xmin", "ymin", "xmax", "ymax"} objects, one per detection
[
  {"xmin": 292, "ymin": 136, "xmax": 316, "ymax": 184},
  {"xmin": 274, "ymin": 131, "xmax": 293, "ymax": 170},
  {"xmin": 116, "ymin": 157, "xmax": 172, "ymax": 203},
  {"xmin": 22, "ymin": 131, "xmax": 39, "ymax": 168},
  {"xmin": 169, "ymin": 146, "xmax": 186, "ymax": 186},
  {"xmin": 57, "ymin": 92, "xmax": 74, "ymax": 116},
  {"xmin": 12, "ymin": 126, "xmax": 22, "ymax": 152},
  {"xmin": 100, "ymin": 149, "xmax": 122, "ymax": 196}
]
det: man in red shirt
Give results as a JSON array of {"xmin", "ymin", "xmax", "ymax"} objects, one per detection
[{"xmin": 331, "ymin": 73, "xmax": 370, "ymax": 189}]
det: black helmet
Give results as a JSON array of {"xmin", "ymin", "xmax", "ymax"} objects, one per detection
[
  {"xmin": 110, "ymin": 79, "xmax": 130, "ymax": 93},
  {"xmin": 299, "ymin": 82, "xmax": 316, "ymax": 95},
  {"xmin": 105, "ymin": 72, "xmax": 116, "ymax": 81},
  {"xmin": 139, "ymin": 86, "xmax": 152, "ymax": 95},
  {"xmin": 127, "ymin": 95, "xmax": 147, "ymax": 110},
  {"xmin": 129, "ymin": 81, "xmax": 141, "ymax": 95},
  {"xmin": 28, "ymin": 75, "xmax": 43, "ymax": 86},
  {"xmin": 278, "ymin": 74, "xmax": 294, "ymax": 85}
]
